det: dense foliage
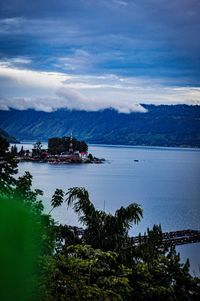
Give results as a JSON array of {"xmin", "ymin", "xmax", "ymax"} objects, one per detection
[
  {"xmin": 48, "ymin": 137, "xmax": 88, "ymax": 154},
  {"xmin": 0, "ymin": 136, "xmax": 200, "ymax": 300},
  {"xmin": 0, "ymin": 105, "xmax": 200, "ymax": 147},
  {"xmin": 0, "ymin": 137, "xmax": 18, "ymax": 195}
]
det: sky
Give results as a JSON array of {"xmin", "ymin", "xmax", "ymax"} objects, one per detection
[{"xmin": 0, "ymin": 0, "xmax": 200, "ymax": 113}]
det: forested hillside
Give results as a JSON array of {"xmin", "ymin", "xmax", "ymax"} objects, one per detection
[
  {"xmin": 0, "ymin": 105, "xmax": 199, "ymax": 147},
  {"xmin": 0, "ymin": 128, "xmax": 19, "ymax": 143}
]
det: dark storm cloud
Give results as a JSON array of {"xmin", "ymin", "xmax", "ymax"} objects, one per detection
[
  {"xmin": 0, "ymin": 0, "xmax": 200, "ymax": 111},
  {"xmin": 0, "ymin": 0, "xmax": 200, "ymax": 81}
]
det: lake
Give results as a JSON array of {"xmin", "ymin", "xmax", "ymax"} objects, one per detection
[{"xmin": 17, "ymin": 143, "xmax": 200, "ymax": 275}]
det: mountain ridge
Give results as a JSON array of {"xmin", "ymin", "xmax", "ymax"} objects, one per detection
[
  {"xmin": 0, "ymin": 105, "xmax": 199, "ymax": 148},
  {"xmin": 0, "ymin": 128, "xmax": 19, "ymax": 143}
]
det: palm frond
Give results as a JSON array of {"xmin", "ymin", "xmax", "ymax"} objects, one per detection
[
  {"xmin": 115, "ymin": 203, "xmax": 143, "ymax": 229},
  {"xmin": 66, "ymin": 187, "xmax": 97, "ymax": 226},
  {"xmin": 51, "ymin": 188, "xmax": 64, "ymax": 208}
]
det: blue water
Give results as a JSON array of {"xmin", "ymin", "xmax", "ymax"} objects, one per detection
[{"xmin": 17, "ymin": 143, "xmax": 200, "ymax": 275}]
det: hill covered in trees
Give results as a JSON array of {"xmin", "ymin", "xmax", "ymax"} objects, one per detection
[
  {"xmin": 0, "ymin": 128, "xmax": 19, "ymax": 143},
  {"xmin": 0, "ymin": 105, "xmax": 199, "ymax": 147}
]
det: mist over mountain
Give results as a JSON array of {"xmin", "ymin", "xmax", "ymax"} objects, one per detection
[{"xmin": 0, "ymin": 105, "xmax": 199, "ymax": 148}]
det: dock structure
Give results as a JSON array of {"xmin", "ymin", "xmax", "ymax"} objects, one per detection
[
  {"xmin": 62, "ymin": 227, "xmax": 200, "ymax": 247},
  {"xmin": 131, "ymin": 229, "xmax": 200, "ymax": 247}
]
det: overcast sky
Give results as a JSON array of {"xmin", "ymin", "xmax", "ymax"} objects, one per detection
[{"xmin": 0, "ymin": 0, "xmax": 200, "ymax": 112}]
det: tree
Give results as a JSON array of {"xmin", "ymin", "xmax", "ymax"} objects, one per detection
[
  {"xmin": 10, "ymin": 144, "xmax": 18, "ymax": 156},
  {"xmin": 88, "ymin": 153, "xmax": 93, "ymax": 161},
  {"xmin": 13, "ymin": 171, "xmax": 44, "ymax": 214},
  {"xmin": 0, "ymin": 137, "xmax": 18, "ymax": 196},
  {"xmin": 0, "ymin": 144, "xmax": 56, "ymax": 301},
  {"xmin": 48, "ymin": 137, "xmax": 88, "ymax": 155},
  {"xmin": 134, "ymin": 224, "xmax": 165, "ymax": 264},
  {"xmin": 65, "ymin": 187, "xmax": 143, "ymax": 252},
  {"xmin": 19, "ymin": 145, "xmax": 25, "ymax": 157},
  {"xmin": 79, "ymin": 141, "xmax": 88, "ymax": 153},
  {"xmin": 25, "ymin": 149, "xmax": 30, "ymax": 157},
  {"xmin": 130, "ymin": 245, "xmax": 200, "ymax": 300},
  {"xmin": 39, "ymin": 245, "xmax": 132, "ymax": 301},
  {"xmin": 49, "ymin": 189, "xmax": 64, "ymax": 214},
  {"xmin": 32, "ymin": 141, "xmax": 43, "ymax": 157}
]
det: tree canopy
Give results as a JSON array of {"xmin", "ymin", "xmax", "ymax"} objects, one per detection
[{"xmin": 48, "ymin": 137, "xmax": 88, "ymax": 154}]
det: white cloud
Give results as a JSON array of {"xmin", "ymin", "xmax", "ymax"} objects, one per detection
[
  {"xmin": 58, "ymin": 50, "xmax": 92, "ymax": 71},
  {"xmin": 0, "ymin": 63, "xmax": 66, "ymax": 90},
  {"xmin": 112, "ymin": 0, "xmax": 128, "ymax": 7},
  {"xmin": 0, "ymin": 63, "xmax": 199, "ymax": 113},
  {"xmin": 9, "ymin": 57, "xmax": 32, "ymax": 65},
  {"xmin": 57, "ymin": 49, "xmax": 124, "ymax": 73},
  {"xmin": 56, "ymin": 87, "xmax": 147, "ymax": 113}
]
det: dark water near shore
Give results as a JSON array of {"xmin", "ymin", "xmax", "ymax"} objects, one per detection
[{"xmin": 17, "ymin": 143, "xmax": 200, "ymax": 275}]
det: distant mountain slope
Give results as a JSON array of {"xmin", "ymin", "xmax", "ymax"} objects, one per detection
[
  {"xmin": 0, "ymin": 105, "xmax": 199, "ymax": 147},
  {"xmin": 0, "ymin": 128, "xmax": 19, "ymax": 143}
]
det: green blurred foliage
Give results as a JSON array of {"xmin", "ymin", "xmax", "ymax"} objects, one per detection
[{"xmin": 0, "ymin": 196, "xmax": 41, "ymax": 301}]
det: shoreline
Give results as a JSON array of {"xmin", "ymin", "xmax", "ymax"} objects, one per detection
[
  {"xmin": 17, "ymin": 141, "xmax": 200, "ymax": 152},
  {"xmin": 17, "ymin": 157, "xmax": 105, "ymax": 164}
]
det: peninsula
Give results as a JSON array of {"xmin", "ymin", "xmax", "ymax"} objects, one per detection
[{"xmin": 13, "ymin": 135, "xmax": 105, "ymax": 164}]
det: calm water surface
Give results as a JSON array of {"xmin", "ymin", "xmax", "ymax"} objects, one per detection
[{"xmin": 17, "ymin": 143, "xmax": 200, "ymax": 275}]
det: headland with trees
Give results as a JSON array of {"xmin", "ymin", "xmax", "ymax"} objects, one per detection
[{"xmin": 11, "ymin": 135, "xmax": 105, "ymax": 164}]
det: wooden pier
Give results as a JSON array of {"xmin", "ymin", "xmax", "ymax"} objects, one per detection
[
  {"xmin": 58, "ymin": 226, "xmax": 200, "ymax": 247},
  {"xmin": 131, "ymin": 229, "xmax": 200, "ymax": 246}
]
